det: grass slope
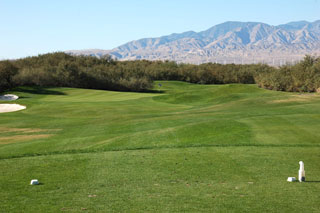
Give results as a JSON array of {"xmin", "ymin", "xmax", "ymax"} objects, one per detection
[{"xmin": 1, "ymin": 81, "xmax": 320, "ymax": 212}]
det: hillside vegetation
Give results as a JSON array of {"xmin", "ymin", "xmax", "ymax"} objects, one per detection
[
  {"xmin": 256, "ymin": 55, "xmax": 320, "ymax": 92},
  {"xmin": 1, "ymin": 53, "xmax": 320, "ymax": 93},
  {"xmin": 1, "ymin": 82, "xmax": 320, "ymax": 212}
]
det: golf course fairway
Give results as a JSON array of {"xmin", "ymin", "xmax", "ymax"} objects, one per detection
[{"xmin": 1, "ymin": 81, "xmax": 320, "ymax": 212}]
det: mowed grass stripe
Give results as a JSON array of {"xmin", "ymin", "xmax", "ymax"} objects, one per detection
[
  {"xmin": 1, "ymin": 147, "xmax": 320, "ymax": 212},
  {"xmin": 1, "ymin": 143, "xmax": 320, "ymax": 160},
  {"xmin": 1, "ymin": 82, "xmax": 320, "ymax": 157}
]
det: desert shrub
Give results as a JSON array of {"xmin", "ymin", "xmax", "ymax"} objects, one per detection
[
  {"xmin": 255, "ymin": 55, "xmax": 320, "ymax": 92},
  {"xmin": 0, "ymin": 60, "xmax": 18, "ymax": 92},
  {"xmin": 4, "ymin": 52, "xmax": 319, "ymax": 93}
]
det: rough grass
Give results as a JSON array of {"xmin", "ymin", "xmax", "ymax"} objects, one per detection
[{"xmin": 1, "ymin": 81, "xmax": 320, "ymax": 212}]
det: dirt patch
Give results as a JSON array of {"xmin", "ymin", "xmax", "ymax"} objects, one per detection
[
  {"xmin": 0, "ymin": 127, "xmax": 60, "ymax": 134},
  {"xmin": 0, "ymin": 127, "xmax": 60, "ymax": 145},
  {"xmin": 0, "ymin": 127, "xmax": 45, "ymax": 133},
  {"xmin": 0, "ymin": 134, "xmax": 53, "ymax": 144}
]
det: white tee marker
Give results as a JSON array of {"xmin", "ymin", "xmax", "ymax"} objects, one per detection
[
  {"xmin": 30, "ymin": 179, "xmax": 39, "ymax": 185},
  {"xmin": 287, "ymin": 177, "xmax": 296, "ymax": 182},
  {"xmin": 298, "ymin": 161, "xmax": 306, "ymax": 182}
]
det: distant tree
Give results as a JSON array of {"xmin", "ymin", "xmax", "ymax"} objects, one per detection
[
  {"xmin": 0, "ymin": 60, "xmax": 18, "ymax": 92},
  {"xmin": 101, "ymin": 54, "xmax": 116, "ymax": 64},
  {"xmin": 255, "ymin": 55, "xmax": 320, "ymax": 92}
]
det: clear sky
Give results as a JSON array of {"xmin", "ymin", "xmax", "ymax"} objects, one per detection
[{"xmin": 1, "ymin": 0, "xmax": 320, "ymax": 59}]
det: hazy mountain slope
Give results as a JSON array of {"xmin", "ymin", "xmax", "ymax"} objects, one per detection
[{"xmin": 67, "ymin": 20, "xmax": 320, "ymax": 65}]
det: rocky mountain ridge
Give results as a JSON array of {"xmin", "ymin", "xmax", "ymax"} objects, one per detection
[{"xmin": 67, "ymin": 20, "xmax": 320, "ymax": 65}]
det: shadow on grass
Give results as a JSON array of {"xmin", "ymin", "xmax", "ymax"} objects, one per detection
[
  {"xmin": 15, "ymin": 96, "xmax": 30, "ymax": 99},
  {"xmin": 3, "ymin": 143, "xmax": 320, "ymax": 161},
  {"xmin": 11, "ymin": 87, "xmax": 65, "ymax": 95},
  {"xmin": 30, "ymin": 183, "xmax": 44, "ymax": 186},
  {"xmin": 141, "ymin": 89, "xmax": 165, "ymax": 94},
  {"xmin": 111, "ymin": 89, "xmax": 165, "ymax": 94}
]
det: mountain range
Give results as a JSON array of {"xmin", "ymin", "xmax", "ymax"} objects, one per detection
[{"xmin": 67, "ymin": 20, "xmax": 320, "ymax": 65}]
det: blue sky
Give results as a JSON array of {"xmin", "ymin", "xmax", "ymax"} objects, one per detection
[{"xmin": 1, "ymin": 0, "xmax": 320, "ymax": 59}]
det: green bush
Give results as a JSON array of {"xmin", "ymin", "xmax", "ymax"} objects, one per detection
[{"xmin": 0, "ymin": 60, "xmax": 18, "ymax": 92}]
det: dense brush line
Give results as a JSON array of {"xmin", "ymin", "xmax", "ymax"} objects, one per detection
[
  {"xmin": 1, "ymin": 52, "xmax": 319, "ymax": 93},
  {"xmin": 255, "ymin": 55, "xmax": 320, "ymax": 92}
]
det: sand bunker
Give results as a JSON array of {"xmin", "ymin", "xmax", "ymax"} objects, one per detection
[
  {"xmin": 0, "ymin": 94, "xmax": 19, "ymax": 101},
  {"xmin": 0, "ymin": 104, "xmax": 26, "ymax": 113},
  {"xmin": 0, "ymin": 94, "xmax": 26, "ymax": 113}
]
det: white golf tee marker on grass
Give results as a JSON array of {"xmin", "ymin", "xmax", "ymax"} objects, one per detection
[
  {"xmin": 298, "ymin": 161, "xmax": 305, "ymax": 182},
  {"xmin": 287, "ymin": 177, "xmax": 296, "ymax": 182},
  {"xmin": 30, "ymin": 179, "xmax": 39, "ymax": 185}
]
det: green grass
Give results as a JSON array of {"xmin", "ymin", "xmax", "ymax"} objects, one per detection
[{"xmin": 1, "ymin": 81, "xmax": 320, "ymax": 212}]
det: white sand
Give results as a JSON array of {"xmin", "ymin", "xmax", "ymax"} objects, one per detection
[
  {"xmin": 0, "ymin": 94, "xmax": 26, "ymax": 113},
  {"xmin": 0, "ymin": 94, "xmax": 27, "ymax": 113},
  {"xmin": 0, "ymin": 104, "xmax": 26, "ymax": 113},
  {"xmin": 0, "ymin": 94, "xmax": 19, "ymax": 101}
]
